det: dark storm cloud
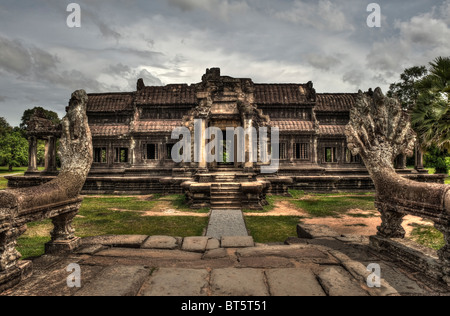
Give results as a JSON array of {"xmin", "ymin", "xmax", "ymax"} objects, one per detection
[{"xmin": 0, "ymin": 0, "xmax": 449, "ymax": 125}]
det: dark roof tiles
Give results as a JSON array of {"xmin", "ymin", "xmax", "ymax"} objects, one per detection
[
  {"xmin": 135, "ymin": 85, "xmax": 197, "ymax": 105},
  {"xmin": 271, "ymin": 120, "xmax": 315, "ymax": 132},
  {"xmin": 319, "ymin": 125, "xmax": 346, "ymax": 135},
  {"xmin": 316, "ymin": 94, "xmax": 357, "ymax": 112},
  {"xmin": 254, "ymin": 84, "xmax": 311, "ymax": 105},
  {"xmin": 90, "ymin": 124, "xmax": 130, "ymax": 137},
  {"xmin": 87, "ymin": 93, "xmax": 134, "ymax": 112},
  {"xmin": 134, "ymin": 120, "xmax": 183, "ymax": 133}
]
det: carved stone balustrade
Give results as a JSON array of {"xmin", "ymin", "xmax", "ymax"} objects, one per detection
[
  {"xmin": 0, "ymin": 90, "xmax": 93, "ymax": 292},
  {"xmin": 345, "ymin": 88, "xmax": 450, "ymax": 286}
]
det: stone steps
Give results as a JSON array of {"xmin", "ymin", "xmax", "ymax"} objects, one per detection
[{"xmin": 210, "ymin": 183, "xmax": 242, "ymax": 210}]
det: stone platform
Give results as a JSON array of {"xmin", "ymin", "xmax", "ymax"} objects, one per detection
[{"xmin": 2, "ymin": 233, "xmax": 450, "ymax": 297}]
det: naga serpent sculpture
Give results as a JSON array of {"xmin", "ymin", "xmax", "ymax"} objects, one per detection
[
  {"xmin": 345, "ymin": 88, "xmax": 450, "ymax": 283},
  {"xmin": 0, "ymin": 90, "xmax": 92, "ymax": 282}
]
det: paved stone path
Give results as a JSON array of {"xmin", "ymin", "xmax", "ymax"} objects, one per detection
[
  {"xmin": 206, "ymin": 209, "xmax": 249, "ymax": 239},
  {"xmin": 2, "ymin": 233, "xmax": 450, "ymax": 297}
]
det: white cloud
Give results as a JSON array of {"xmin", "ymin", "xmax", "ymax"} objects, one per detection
[
  {"xmin": 305, "ymin": 54, "xmax": 341, "ymax": 71},
  {"xmin": 396, "ymin": 14, "xmax": 450, "ymax": 47},
  {"xmin": 275, "ymin": 0, "xmax": 354, "ymax": 32},
  {"xmin": 166, "ymin": 0, "xmax": 249, "ymax": 20}
]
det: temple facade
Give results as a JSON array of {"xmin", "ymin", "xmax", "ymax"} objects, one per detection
[{"xmin": 12, "ymin": 68, "xmax": 437, "ymax": 210}]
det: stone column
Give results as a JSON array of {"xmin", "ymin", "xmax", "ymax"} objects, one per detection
[
  {"xmin": 244, "ymin": 118, "xmax": 254, "ymax": 171},
  {"xmin": 195, "ymin": 118, "xmax": 208, "ymax": 172},
  {"xmin": 289, "ymin": 135, "xmax": 294, "ymax": 164},
  {"xmin": 44, "ymin": 136, "xmax": 57, "ymax": 173},
  {"xmin": 376, "ymin": 203, "xmax": 406, "ymax": 239},
  {"xmin": 45, "ymin": 206, "xmax": 82, "ymax": 255},
  {"xmin": 415, "ymin": 145, "xmax": 424, "ymax": 170},
  {"xmin": 312, "ymin": 136, "xmax": 319, "ymax": 164},
  {"xmin": 27, "ymin": 136, "xmax": 38, "ymax": 172}
]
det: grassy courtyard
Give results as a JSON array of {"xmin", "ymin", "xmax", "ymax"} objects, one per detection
[
  {"xmin": 0, "ymin": 174, "xmax": 446, "ymax": 259},
  {"xmin": 17, "ymin": 195, "xmax": 209, "ymax": 258}
]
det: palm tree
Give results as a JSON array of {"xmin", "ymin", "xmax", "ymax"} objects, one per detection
[{"xmin": 411, "ymin": 57, "xmax": 450, "ymax": 151}]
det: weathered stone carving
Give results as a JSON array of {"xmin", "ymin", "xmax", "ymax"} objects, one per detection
[
  {"xmin": 0, "ymin": 90, "xmax": 92, "ymax": 291},
  {"xmin": 345, "ymin": 88, "xmax": 450, "ymax": 285}
]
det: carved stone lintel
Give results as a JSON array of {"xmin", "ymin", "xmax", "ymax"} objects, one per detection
[{"xmin": 376, "ymin": 204, "xmax": 406, "ymax": 239}]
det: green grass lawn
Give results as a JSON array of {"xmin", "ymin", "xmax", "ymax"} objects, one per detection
[
  {"xmin": 410, "ymin": 224, "xmax": 445, "ymax": 251},
  {"xmin": 0, "ymin": 166, "xmax": 28, "ymax": 174},
  {"xmin": 17, "ymin": 195, "xmax": 209, "ymax": 259},
  {"xmin": 280, "ymin": 190, "xmax": 376, "ymax": 218},
  {"xmin": 0, "ymin": 177, "xmax": 8, "ymax": 190},
  {"xmin": 245, "ymin": 216, "xmax": 303, "ymax": 243}
]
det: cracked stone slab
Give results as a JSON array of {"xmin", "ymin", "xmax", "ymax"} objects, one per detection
[
  {"xmin": 318, "ymin": 266, "xmax": 369, "ymax": 296},
  {"xmin": 221, "ymin": 236, "xmax": 255, "ymax": 248},
  {"xmin": 95, "ymin": 248, "xmax": 203, "ymax": 261},
  {"xmin": 139, "ymin": 268, "xmax": 209, "ymax": 296},
  {"xmin": 75, "ymin": 265, "xmax": 149, "ymax": 296},
  {"xmin": 237, "ymin": 245, "xmax": 330, "ymax": 260},
  {"xmin": 210, "ymin": 268, "xmax": 269, "ymax": 296},
  {"xmin": 82, "ymin": 235, "xmax": 149, "ymax": 248},
  {"xmin": 266, "ymin": 269, "xmax": 326, "ymax": 296},
  {"xmin": 142, "ymin": 236, "xmax": 178, "ymax": 250},
  {"xmin": 182, "ymin": 237, "xmax": 211, "ymax": 253},
  {"xmin": 297, "ymin": 224, "xmax": 340, "ymax": 239},
  {"xmin": 206, "ymin": 238, "xmax": 221, "ymax": 250}
]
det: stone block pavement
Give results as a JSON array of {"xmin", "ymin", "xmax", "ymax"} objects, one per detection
[{"xmin": 2, "ymin": 232, "xmax": 450, "ymax": 297}]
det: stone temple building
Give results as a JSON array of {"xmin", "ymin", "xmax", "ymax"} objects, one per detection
[{"xmin": 11, "ymin": 68, "xmax": 435, "ymax": 210}]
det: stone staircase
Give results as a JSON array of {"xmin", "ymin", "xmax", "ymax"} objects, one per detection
[{"xmin": 210, "ymin": 183, "xmax": 242, "ymax": 210}]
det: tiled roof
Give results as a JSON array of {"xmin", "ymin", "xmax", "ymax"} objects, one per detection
[
  {"xmin": 316, "ymin": 94, "xmax": 357, "ymax": 112},
  {"xmin": 319, "ymin": 125, "xmax": 346, "ymax": 135},
  {"xmin": 90, "ymin": 124, "xmax": 130, "ymax": 137},
  {"xmin": 134, "ymin": 120, "xmax": 183, "ymax": 133},
  {"xmin": 254, "ymin": 84, "xmax": 312, "ymax": 105},
  {"xmin": 135, "ymin": 84, "xmax": 197, "ymax": 105},
  {"xmin": 271, "ymin": 120, "xmax": 315, "ymax": 132},
  {"xmin": 87, "ymin": 93, "xmax": 134, "ymax": 112}
]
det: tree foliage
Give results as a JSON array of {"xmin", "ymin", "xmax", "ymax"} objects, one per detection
[
  {"xmin": 411, "ymin": 56, "xmax": 450, "ymax": 151},
  {"xmin": 0, "ymin": 117, "xmax": 12, "ymax": 137},
  {"xmin": 20, "ymin": 107, "xmax": 60, "ymax": 130},
  {"xmin": 0, "ymin": 130, "xmax": 29, "ymax": 171},
  {"xmin": 387, "ymin": 66, "xmax": 428, "ymax": 110}
]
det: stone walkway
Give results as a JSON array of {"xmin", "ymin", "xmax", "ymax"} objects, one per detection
[
  {"xmin": 2, "ymin": 232, "xmax": 450, "ymax": 297},
  {"xmin": 206, "ymin": 209, "xmax": 249, "ymax": 239}
]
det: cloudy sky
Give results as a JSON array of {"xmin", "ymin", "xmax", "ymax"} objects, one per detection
[{"xmin": 0, "ymin": 0, "xmax": 449, "ymax": 126}]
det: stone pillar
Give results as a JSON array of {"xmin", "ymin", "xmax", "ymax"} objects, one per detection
[
  {"xmin": 312, "ymin": 136, "xmax": 318, "ymax": 164},
  {"xmin": 45, "ymin": 207, "xmax": 82, "ymax": 255},
  {"xmin": 289, "ymin": 136, "xmax": 294, "ymax": 164},
  {"xmin": 376, "ymin": 203, "xmax": 406, "ymax": 239},
  {"xmin": 395, "ymin": 154, "xmax": 407, "ymax": 169},
  {"xmin": 44, "ymin": 136, "xmax": 57, "ymax": 173},
  {"xmin": 0, "ymin": 225, "xmax": 31, "ymax": 293},
  {"xmin": 244, "ymin": 118, "xmax": 254, "ymax": 171},
  {"xmin": 415, "ymin": 145, "xmax": 424, "ymax": 170},
  {"xmin": 27, "ymin": 136, "xmax": 38, "ymax": 172},
  {"xmin": 195, "ymin": 118, "xmax": 208, "ymax": 172}
]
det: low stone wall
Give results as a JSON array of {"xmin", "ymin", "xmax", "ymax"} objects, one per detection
[{"xmin": 7, "ymin": 173, "xmax": 445, "ymax": 195}]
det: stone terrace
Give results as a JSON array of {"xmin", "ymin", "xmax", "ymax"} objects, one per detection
[{"xmin": 3, "ymin": 229, "xmax": 450, "ymax": 297}]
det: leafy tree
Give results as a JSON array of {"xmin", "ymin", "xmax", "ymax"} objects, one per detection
[
  {"xmin": 411, "ymin": 57, "xmax": 450, "ymax": 151},
  {"xmin": 387, "ymin": 66, "xmax": 428, "ymax": 110},
  {"xmin": 0, "ymin": 130, "xmax": 29, "ymax": 171},
  {"xmin": 424, "ymin": 146, "xmax": 449, "ymax": 174},
  {"xmin": 20, "ymin": 107, "xmax": 60, "ymax": 131},
  {"xmin": 0, "ymin": 117, "xmax": 12, "ymax": 136}
]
